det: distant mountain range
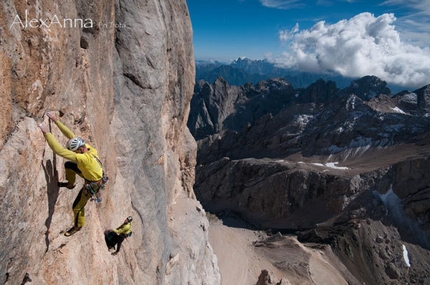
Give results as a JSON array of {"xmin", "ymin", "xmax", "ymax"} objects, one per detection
[
  {"xmin": 191, "ymin": 56, "xmax": 430, "ymax": 284},
  {"xmin": 195, "ymin": 57, "xmax": 407, "ymax": 93}
]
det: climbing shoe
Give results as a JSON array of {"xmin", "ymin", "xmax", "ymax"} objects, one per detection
[
  {"xmin": 57, "ymin": 182, "xmax": 75, "ymax": 189},
  {"xmin": 64, "ymin": 226, "xmax": 81, "ymax": 237}
]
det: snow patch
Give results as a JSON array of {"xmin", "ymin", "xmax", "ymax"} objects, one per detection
[
  {"xmin": 400, "ymin": 92, "xmax": 417, "ymax": 104},
  {"xmin": 294, "ymin": 114, "xmax": 313, "ymax": 127},
  {"xmin": 390, "ymin": 107, "xmax": 406, "ymax": 114},
  {"xmin": 346, "ymin": 96, "xmax": 356, "ymax": 110},
  {"xmin": 402, "ymin": 244, "xmax": 411, "ymax": 267},
  {"xmin": 312, "ymin": 162, "xmax": 349, "ymax": 170},
  {"xmin": 325, "ymin": 162, "xmax": 349, "ymax": 170}
]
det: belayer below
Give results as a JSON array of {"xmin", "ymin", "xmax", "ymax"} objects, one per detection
[
  {"xmin": 105, "ymin": 216, "xmax": 133, "ymax": 255},
  {"xmin": 38, "ymin": 111, "xmax": 108, "ymax": 237}
]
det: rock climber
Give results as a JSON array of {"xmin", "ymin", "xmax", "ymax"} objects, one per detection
[
  {"xmin": 105, "ymin": 216, "xmax": 133, "ymax": 255},
  {"xmin": 38, "ymin": 111, "xmax": 106, "ymax": 237}
]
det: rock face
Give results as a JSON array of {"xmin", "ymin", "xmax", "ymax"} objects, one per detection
[
  {"xmin": 416, "ymin": 84, "xmax": 430, "ymax": 111},
  {"xmin": 188, "ymin": 78, "xmax": 244, "ymax": 139},
  {"xmin": 189, "ymin": 77, "xmax": 298, "ymax": 140},
  {"xmin": 0, "ymin": 1, "xmax": 219, "ymax": 285}
]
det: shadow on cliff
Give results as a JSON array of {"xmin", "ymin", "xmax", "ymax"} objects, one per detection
[{"xmin": 41, "ymin": 154, "xmax": 59, "ymax": 253}]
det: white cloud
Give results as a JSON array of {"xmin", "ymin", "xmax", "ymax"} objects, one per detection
[
  {"xmin": 381, "ymin": 0, "xmax": 430, "ymax": 47},
  {"xmin": 382, "ymin": 0, "xmax": 430, "ymax": 15},
  {"xmin": 274, "ymin": 13, "xmax": 430, "ymax": 89},
  {"xmin": 259, "ymin": 0, "xmax": 305, "ymax": 9},
  {"xmin": 279, "ymin": 23, "xmax": 299, "ymax": 41}
]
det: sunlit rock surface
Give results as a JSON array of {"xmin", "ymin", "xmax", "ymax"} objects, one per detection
[{"xmin": 0, "ymin": 1, "xmax": 220, "ymax": 284}]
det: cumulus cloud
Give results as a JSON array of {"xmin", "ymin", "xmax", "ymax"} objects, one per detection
[
  {"xmin": 274, "ymin": 12, "xmax": 430, "ymax": 89},
  {"xmin": 279, "ymin": 23, "xmax": 299, "ymax": 41}
]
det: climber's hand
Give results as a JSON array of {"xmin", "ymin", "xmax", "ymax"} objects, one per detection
[
  {"xmin": 38, "ymin": 123, "xmax": 49, "ymax": 134},
  {"xmin": 46, "ymin": 111, "xmax": 58, "ymax": 122}
]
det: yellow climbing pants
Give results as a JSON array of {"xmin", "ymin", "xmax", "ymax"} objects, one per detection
[{"xmin": 72, "ymin": 188, "xmax": 91, "ymax": 227}]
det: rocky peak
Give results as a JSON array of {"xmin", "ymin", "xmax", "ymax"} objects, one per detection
[
  {"xmin": 298, "ymin": 78, "xmax": 338, "ymax": 104},
  {"xmin": 395, "ymin": 90, "xmax": 418, "ymax": 111},
  {"xmin": 255, "ymin": 77, "xmax": 291, "ymax": 90},
  {"xmin": 415, "ymin": 84, "xmax": 430, "ymax": 111},
  {"xmin": 341, "ymin": 75, "xmax": 391, "ymax": 100},
  {"xmin": 189, "ymin": 75, "xmax": 398, "ymax": 141},
  {"xmin": 188, "ymin": 78, "xmax": 244, "ymax": 139},
  {"xmin": 230, "ymin": 57, "xmax": 274, "ymax": 75}
]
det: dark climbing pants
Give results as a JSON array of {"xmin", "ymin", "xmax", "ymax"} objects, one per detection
[
  {"xmin": 104, "ymin": 232, "xmax": 125, "ymax": 252},
  {"xmin": 105, "ymin": 231, "xmax": 118, "ymax": 249},
  {"xmin": 65, "ymin": 161, "xmax": 82, "ymax": 185},
  {"xmin": 116, "ymin": 235, "xmax": 126, "ymax": 252}
]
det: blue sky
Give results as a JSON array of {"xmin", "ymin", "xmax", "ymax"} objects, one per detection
[{"xmin": 186, "ymin": 0, "xmax": 430, "ymax": 88}]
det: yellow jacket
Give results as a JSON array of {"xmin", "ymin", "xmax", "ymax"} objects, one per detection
[
  {"xmin": 113, "ymin": 222, "xmax": 132, "ymax": 236},
  {"xmin": 44, "ymin": 120, "xmax": 103, "ymax": 182}
]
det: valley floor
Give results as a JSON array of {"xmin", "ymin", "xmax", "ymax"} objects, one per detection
[{"xmin": 208, "ymin": 220, "xmax": 352, "ymax": 285}]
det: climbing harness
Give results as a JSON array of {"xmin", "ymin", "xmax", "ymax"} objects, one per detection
[{"xmin": 86, "ymin": 155, "xmax": 109, "ymax": 203}]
